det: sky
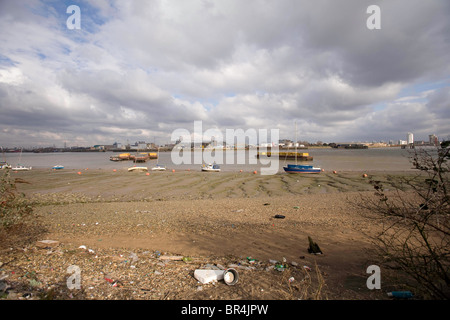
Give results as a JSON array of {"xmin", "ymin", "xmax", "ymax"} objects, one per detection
[{"xmin": 0, "ymin": 0, "xmax": 449, "ymax": 148}]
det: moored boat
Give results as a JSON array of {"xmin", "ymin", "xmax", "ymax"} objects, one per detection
[
  {"xmin": 12, "ymin": 164, "xmax": 32, "ymax": 171},
  {"xmin": 283, "ymin": 164, "xmax": 321, "ymax": 174},
  {"xmin": 134, "ymin": 153, "xmax": 149, "ymax": 163},
  {"xmin": 12, "ymin": 148, "xmax": 31, "ymax": 171},
  {"xmin": 257, "ymin": 152, "xmax": 313, "ymax": 161},
  {"xmin": 0, "ymin": 162, "xmax": 11, "ymax": 169},
  {"xmin": 151, "ymin": 164, "xmax": 166, "ymax": 171},
  {"xmin": 119, "ymin": 153, "xmax": 131, "ymax": 160},
  {"xmin": 127, "ymin": 166, "xmax": 148, "ymax": 172},
  {"xmin": 202, "ymin": 163, "xmax": 221, "ymax": 172},
  {"xmin": 282, "ymin": 121, "xmax": 320, "ymax": 174},
  {"xmin": 52, "ymin": 165, "xmax": 64, "ymax": 170}
]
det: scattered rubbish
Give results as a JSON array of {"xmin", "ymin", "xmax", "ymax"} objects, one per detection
[
  {"xmin": 194, "ymin": 269, "xmax": 224, "ymax": 284},
  {"xmin": 288, "ymin": 277, "xmax": 295, "ymax": 283},
  {"xmin": 293, "ymin": 206, "xmax": 299, "ymax": 209},
  {"xmin": 159, "ymin": 255, "xmax": 184, "ymax": 261},
  {"xmin": 274, "ymin": 214, "xmax": 285, "ymax": 219},
  {"xmin": 78, "ymin": 245, "xmax": 87, "ymax": 250},
  {"xmin": 129, "ymin": 252, "xmax": 139, "ymax": 263},
  {"xmin": 223, "ymin": 268, "xmax": 239, "ymax": 285},
  {"xmin": 307, "ymin": 236, "xmax": 323, "ymax": 254},
  {"xmin": 269, "ymin": 259, "xmax": 278, "ymax": 264},
  {"xmin": 387, "ymin": 291, "xmax": 413, "ymax": 299},
  {"xmin": 263, "ymin": 203, "xmax": 270, "ymax": 206},
  {"xmin": 303, "ymin": 266, "xmax": 311, "ymax": 272},
  {"xmin": 247, "ymin": 257, "xmax": 257, "ymax": 264},
  {"xmin": 29, "ymin": 279, "xmax": 41, "ymax": 287},
  {"xmin": 104, "ymin": 277, "xmax": 114, "ymax": 283},
  {"xmin": 194, "ymin": 266, "xmax": 240, "ymax": 285},
  {"xmin": 265, "ymin": 265, "xmax": 275, "ymax": 272},
  {"xmin": 275, "ymin": 264, "xmax": 288, "ymax": 272},
  {"xmin": 104, "ymin": 277, "xmax": 122, "ymax": 287},
  {"xmin": 204, "ymin": 264, "xmax": 221, "ymax": 270},
  {"xmin": 36, "ymin": 240, "xmax": 59, "ymax": 249},
  {"xmin": 182, "ymin": 257, "xmax": 193, "ymax": 262},
  {"xmin": 0, "ymin": 280, "xmax": 10, "ymax": 293}
]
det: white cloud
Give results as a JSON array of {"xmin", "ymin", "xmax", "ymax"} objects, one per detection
[
  {"xmin": 0, "ymin": 67, "xmax": 26, "ymax": 85},
  {"xmin": 0, "ymin": 0, "xmax": 449, "ymax": 147}
]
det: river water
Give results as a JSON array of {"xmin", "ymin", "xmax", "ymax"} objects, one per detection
[{"xmin": 2, "ymin": 147, "xmax": 423, "ymax": 172}]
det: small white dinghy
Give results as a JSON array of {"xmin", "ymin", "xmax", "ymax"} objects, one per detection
[
  {"xmin": 201, "ymin": 163, "xmax": 221, "ymax": 172},
  {"xmin": 128, "ymin": 166, "xmax": 148, "ymax": 172}
]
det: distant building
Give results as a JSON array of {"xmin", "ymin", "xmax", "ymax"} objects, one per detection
[
  {"xmin": 429, "ymin": 134, "xmax": 438, "ymax": 146},
  {"xmin": 137, "ymin": 141, "xmax": 147, "ymax": 150},
  {"xmin": 279, "ymin": 139, "xmax": 293, "ymax": 147},
  {"xmin": 407, "ymin": 132, "xmax": 414, "ymax": 145}
]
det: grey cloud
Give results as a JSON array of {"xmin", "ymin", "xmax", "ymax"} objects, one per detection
[
  {"xmin": 427, "ymin": 86, "xmax": 450, "ymax": 118},
  {"xmin": 1, "ymin": 0, "xmax": 449, "ymax": 147}
]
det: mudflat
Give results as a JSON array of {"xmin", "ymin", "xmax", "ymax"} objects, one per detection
[{"xmin": 1, "ymin": 168, "xmax": 418, "ymax": 300}]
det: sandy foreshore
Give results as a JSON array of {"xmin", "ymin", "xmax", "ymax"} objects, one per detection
[{"xmin": 0, "ymin": 168, "xmax": 420, "ymax": 300}]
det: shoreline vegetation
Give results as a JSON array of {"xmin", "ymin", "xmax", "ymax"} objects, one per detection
[{"xmin": 0, "ymin": 168, "xmax": 433, "ymax": 300}]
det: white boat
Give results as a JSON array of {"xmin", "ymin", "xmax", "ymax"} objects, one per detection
[
  {"xmin": 12, "ymin": 148, "xmax": 32, "ymax": 171},
  {"xmin": 0, "ymin": 163, "xmax": 12, "ymax": 169},
  {"xmin": 128, "ymin": 166, "xmax": 148, "ymax": 172},
  {"xmin": 202, "ymin": 163, "xmax": 221, "ymax": 172},
  {"xmin": 1, "ymin": 148, "xmax": 11, "ymax": 169},
  {"xmin": 283, "ymin": 121, "xmax": 321, "ymax": 174},
  {"xmin": 151, "ymin": 164, "xmax": 166, "ymax": 171},
  {"xmin": 12, "ymin": 165, "xmax": 32, "ymax": 171},
  {"xmin": 52, "ymin": 165, "xmax": 64, "ymax": 170},
  {"xmin": 151, "ymin": 148, "xmax": 166, "ymax": 171}
]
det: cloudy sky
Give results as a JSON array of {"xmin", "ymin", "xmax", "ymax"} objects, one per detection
[{"xmin": 0, "ymin": 0, "xmax": 449, "ymax": 147}]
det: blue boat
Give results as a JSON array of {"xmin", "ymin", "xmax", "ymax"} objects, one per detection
[
  {"xmin": 283, "ymin": 121, "xmax": 322, "ymax": 174},
  {"xmin": 52, "ymin": 165, "xmax": 64, "ymax": 170},
  {"xmin": 283, "ymin": 164, "xmax": 321, "ymax": 174}
]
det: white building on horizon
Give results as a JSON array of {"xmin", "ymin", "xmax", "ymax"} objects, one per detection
[{"xmin": 407, "ymin": 132, "xmax": 414, "ymax": 145}]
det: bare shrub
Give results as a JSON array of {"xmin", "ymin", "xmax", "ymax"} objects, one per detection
[{"xmin": 359, "ymin": 142, "xmax": 449, "ymax": 299}]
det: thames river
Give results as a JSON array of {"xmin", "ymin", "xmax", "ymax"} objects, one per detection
[{"xmin": 2, "ymin": 147, "xmax": 425, "ymax": 173}]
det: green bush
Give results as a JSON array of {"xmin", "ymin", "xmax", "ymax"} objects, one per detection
[{"xmin": 0, "ymin": 169, "xmax": 34, "ymax": 228}]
